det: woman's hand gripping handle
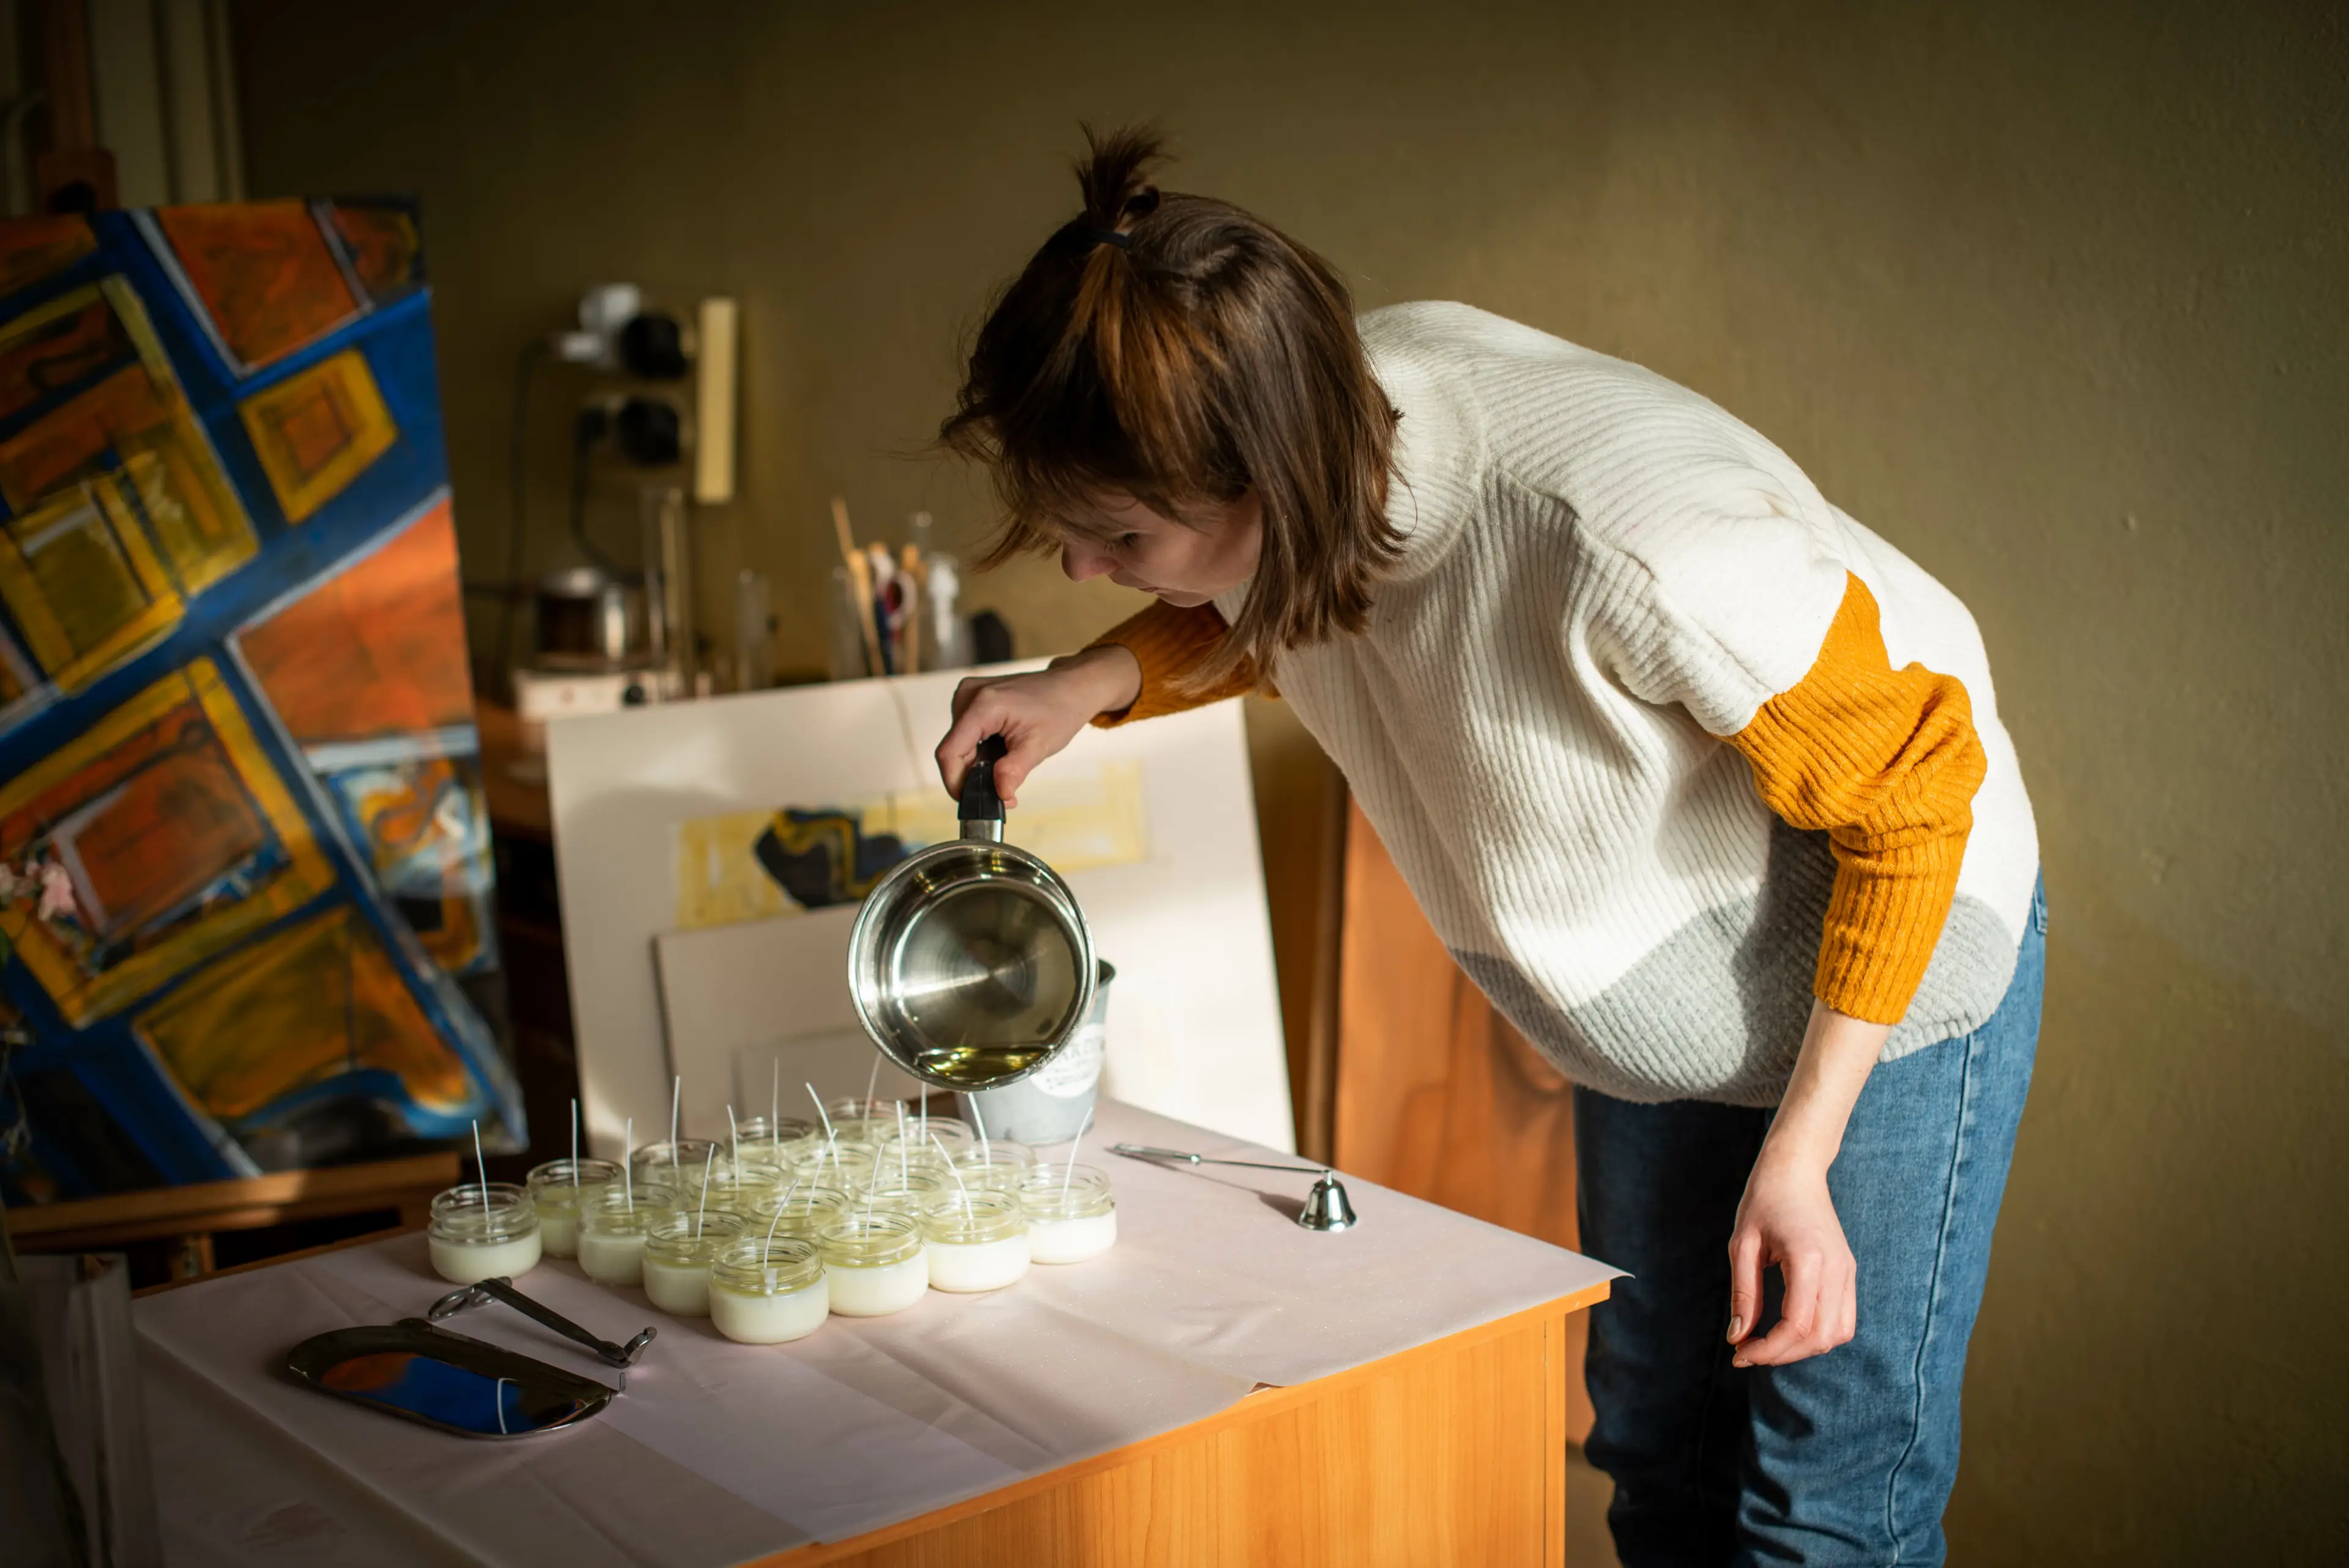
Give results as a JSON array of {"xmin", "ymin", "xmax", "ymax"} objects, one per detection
[{"xmin": 934, "ymin": 644, "xmax": 1143, "ymax": 808}]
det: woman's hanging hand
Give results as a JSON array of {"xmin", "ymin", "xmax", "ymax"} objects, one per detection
[
  {"xmin": 1726, "ymin": 1148, "xmax": 1858, "ymax": 1367},
  {"xmin": 935, "ymin": 645, "xmax": 1142, "ymax": 808},
  {"xmin": 1724, "ymin": 998, "xmax": 1887, "ymax": 1367}
]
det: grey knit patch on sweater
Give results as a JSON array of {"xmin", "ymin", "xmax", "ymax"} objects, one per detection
[{"xmin": 1452, "ymin": 823, "xmax": 2021, "ymax": 1108}]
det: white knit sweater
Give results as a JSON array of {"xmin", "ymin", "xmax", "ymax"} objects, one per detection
[{"xmin": 1204, "ymin": 303, "xmax": 2041, "ymax": 1105}]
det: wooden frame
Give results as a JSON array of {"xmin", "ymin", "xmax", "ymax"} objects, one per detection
[{"xmin": 7, "ymin": 1150, "xmax": 456, "ymax": 1277}]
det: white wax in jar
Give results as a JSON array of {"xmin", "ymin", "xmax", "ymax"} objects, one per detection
[
  {"xmin": 710, "ymin": 1278, "xmax": 829, "ymax": 1343},
  {"xmin": 428, "ymin": 1230, "xmax": 543, "ymax": 1285},
  {"xmin": 578, "ymin": 1226, "xmax": 649, "ymax": 1285},
  {"xmin": 825, "ymin": 1251, "xmax": 929, "ymax": 1316},
  {"xmin": 642, "ymin": 1252, "xmax": 715, "ymax": 1316},
  {"xmin": 1026, "ymin": 1209, "xmax": 1117, "ymax": 1264},
  {"xmin": 535, "ymin": 1205, "xmax": 582, "ymax": 1257},
  {"xmin": 926, "ymin": 1233, "xmax": 1030, "ymax": 1292}
]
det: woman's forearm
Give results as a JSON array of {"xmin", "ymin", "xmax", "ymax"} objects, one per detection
[
  {"xmin": 1761, "ymin": 1000, "xmax": 1893, "ymax": 1174},
  {"xmin": 1047, "ymin": 642, "xmax": 1143, "ymax": 716},
  {"xmin": 1726, "ymin": 1000, "xmax": 1887, "ymax": 1362}
]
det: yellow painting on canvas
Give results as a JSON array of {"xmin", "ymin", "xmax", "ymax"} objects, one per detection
[{"xmin": 672, "ymin": 759, "xmax": 1149, "ymax": 932}]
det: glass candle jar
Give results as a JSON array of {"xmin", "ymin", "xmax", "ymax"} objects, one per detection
[
  {"xmin": 919, "ymin": 1192, "xmax": 1030, "ymax": 1292},
  {"xmin": 732, "ymin": 1113, "xmax": 815, "ymax": 1143},
  {"xmin": 858, "ymin": 1169, "xmax": 948, "ymax": 1219},
  {"xmin": 877, "ymin": 1113, "xmax": 974, "ymax": 1155},
  {"xmin": 698, "ymin": 1166, "xmax": 780, "ymax": 1216},
  {"xmin": 525, "ymin": 1158, "xmax": 620, "ymax": 1258},
  {"xmin": 784, "ymin": 1138, "xmax": 878, "ymax": 1190},
  {"xmin": 818, "ymin": 1213, "xmax": 927, "ymax": 1317},
  {"xmin": 952, "ymin": 1141, "xmax": 1037, "ymax": 1193},
  {"xmin": 630, "ymin": 1139, "xmax": 722, "ymax": 1204},
  {"xmin": 428, "ymin": 1183, "xmax": 543, "ymax": 1284},
  {"xmin": 721, "ymin": 1117, "xmax": 812, "ymax": 1181},
  {"xmin": 867, "ymin": 1139, "xmax": 951, "ymax": 1190},
  {"xmin": 577, "ymin": 1182, "xmax": 677, "ymax": 1284},
  {"xmin": 1015, "ymin": 1164, "xmax": 1118, "ymax": 1263},
  {"xmin": 642, "ymin": 1211, "xmax": 749, "ymax": 1317},
  {"xmin": 708, "ymin": 1238, "xmax": 829, "ymax": 1345},
  {"xmin": 824, "ymin": 1098, "xmax": 902, "ymax": 1146},
  {"xmin": 748, "ymin": 1185, "xmax": 853, "ymax": 1241},
  {"xmin": 717, "ymin": 1146, "xmax": 785, "ymax": 1189}
]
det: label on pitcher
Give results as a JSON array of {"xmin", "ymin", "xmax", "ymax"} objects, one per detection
[{"xmin": 1033, "ymin": 1023, "xmax": 1104, "ymax": 1098}]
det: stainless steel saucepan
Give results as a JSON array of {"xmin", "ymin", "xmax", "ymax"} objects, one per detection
[{"xmin": 847, "ymin": 735, "xmax": 1096, "ymax": 1091}]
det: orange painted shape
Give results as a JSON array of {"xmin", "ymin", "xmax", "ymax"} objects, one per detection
[
  {"xmin": 155, "ymin": 201, "xmax": 360, "ymax": 370},
  {"xmin": 0, "ymin": 363, "xmax": 173, "ymax": 507},
  {"xmin": 0, "ymin": 661, "xmax": 338, "ymax": 1025},
  {"xmin": 137, "ymin": 904, "xmax": 469, "ymax": 1123},
  {"xmin": 0, "ymin": 292, "xmax": 133, "ymax": 424},
  {"xmin": 237, "ymin": 348, "xmax": 398, "ymax": 523},
  {"xmin": 68, "ymin": 728, "xmax": 267, "ymax": 937},
  {"xmin": 235, "ymin": 497, "xmax": 475, "ymax": 745},
  {"xmin": 327, "ymin": 205, "xmax": 421, "ymax": 300},
  {"xmin": 0, "ymin": 216, "xmax": 97, "ymax": 300}
]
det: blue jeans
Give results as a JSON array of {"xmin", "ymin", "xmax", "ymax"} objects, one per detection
[{"xmin": 1576, "ymin": 882, "xmax": 2046, "ymax": 1567}]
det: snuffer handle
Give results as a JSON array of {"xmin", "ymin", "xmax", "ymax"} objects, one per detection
[
  {"xmin": 428, "ymin": 1276, "xmax": 656, "ymax": 1369},
  {"xmin": 1110, "ymin": 1143, "xmax": 1334, "ymax": 1179}
]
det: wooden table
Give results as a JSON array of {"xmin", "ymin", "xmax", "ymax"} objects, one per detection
[
  {"xmin": 761, "ymin": 1284, "xmax": 1608, "ymax": 1567},
  {"xmin": 140, "ymin": 1224, "xmax": 1606, "ymax": 1568},
  {"xmin": 134, "ymin": 1098, "xmax": 1617, "ymax": 1568}
]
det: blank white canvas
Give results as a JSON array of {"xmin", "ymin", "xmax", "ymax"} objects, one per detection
[
  {"xmin": 545, "ymin": 666, "xmax": 1294, "ymax": 1161},
  {"xmin": 652, "ymin": 908, "xmax": 926, "ymax": 1131}
]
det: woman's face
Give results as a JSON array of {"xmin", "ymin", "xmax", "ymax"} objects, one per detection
[{"xmin": 1057, "ymin": 491, "xmax": 1261, "ymax": 608}]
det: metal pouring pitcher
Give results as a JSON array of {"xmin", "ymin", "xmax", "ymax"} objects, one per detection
[{"xmin": 847, "ymin": 735, "xmax": 1096, "ymax": 1091}]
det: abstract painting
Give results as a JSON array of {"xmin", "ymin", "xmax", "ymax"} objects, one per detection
[
  {"xmin": 672, "ymin": 760, "xmax": 1150, "ymax": 932},
  {"xmin": 0, "ymin": 201, "xmax": 517, "ymax": 1206}
]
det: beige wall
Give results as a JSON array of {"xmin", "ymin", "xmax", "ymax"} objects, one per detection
[{"xmin": 235, "ymin": 1, "xmax": 2346, "ymax": 1558}]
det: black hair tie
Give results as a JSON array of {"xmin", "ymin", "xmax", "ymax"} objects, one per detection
[{"xmin": 1080, "ymin": 225, "xmax": 1132, "ymax": 251}]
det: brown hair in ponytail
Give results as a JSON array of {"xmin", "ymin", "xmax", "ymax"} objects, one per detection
[{"xmin": 940, "ymin": 125, "xmax": 1400, "ymax": 689}]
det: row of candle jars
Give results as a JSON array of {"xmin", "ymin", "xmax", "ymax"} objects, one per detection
[
  {"xmin": 703, "ymin": 1168, "xmax": 1119, "ymax": 1345},
  {"xmin": 423, "ymin": 1118, "xmax": 1118, "ymax": 1318}
]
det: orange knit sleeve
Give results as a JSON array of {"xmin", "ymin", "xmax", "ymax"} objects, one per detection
[
  {"xmin": 1085, "ymin": 600, "xmax": 1260, "ymax": 726},
  {"xmin": 1727, "ymin": 573, "xmax": 1988, "ymax": 1025}
]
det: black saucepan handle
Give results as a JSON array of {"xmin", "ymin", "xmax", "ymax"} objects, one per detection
[{"xmin": 959, "ymin": 734, "xmax": 1008, "ymax": 827}]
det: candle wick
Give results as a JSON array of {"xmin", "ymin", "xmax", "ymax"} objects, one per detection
[
  {"xmin": 765, "ymin": 1167, "xmax": 802, "ymax": 1251},
  {"xmin": 623, "ymin": 1117, "xmax": 634, "ymax": 1212},
  {"xmin": 698, "ymin": 1143, "xmax": 714, "ymax": 1235},
  {"xmin": 1063, "ymin": 1105, "xmax": 1093, "ymax": 1206},
  {"xmin": 935, "ymin": 1132, "xmax": 971, "ymax": 1213},
  {"xmin": 471, "ymin": 1120, "xmax": 488, "ymax": 1215},
  {"xmin": 670, "ymin": 1074, "xmax": 681, "ymax": 1152}
]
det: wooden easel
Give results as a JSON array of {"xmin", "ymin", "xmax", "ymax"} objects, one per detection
[{"xmin": 5, "ymin": 1151, "xmax": 458, "ymax": 1281}]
